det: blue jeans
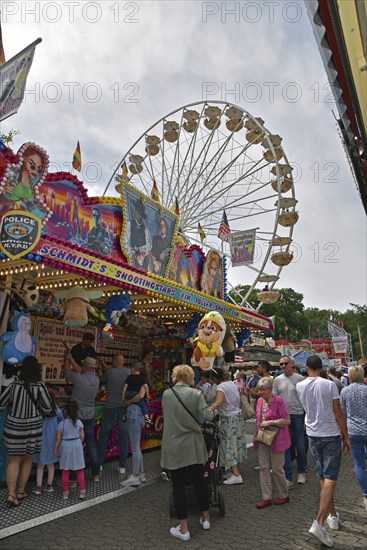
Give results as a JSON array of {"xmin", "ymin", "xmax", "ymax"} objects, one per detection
[
  {"xmin": 127, "ymin": 404, "xmax": 144, "ymax": 475},
  {"xmin": 98, "ymin": 406, "xmax": 128, "ymax": 468},
  {"xmin": 81, "ymin": 418, "xmax": 100, "ymax": 477},
  {"xmin": 350, "ymin": 434, "xmax": 367, "ymax": 496},
  {"xmin": 284, "ymin": 414, "xmax": 306, "ymax": 480}
]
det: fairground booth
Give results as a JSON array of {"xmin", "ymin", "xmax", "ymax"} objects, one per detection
[{"xmin": 0, "ymin": 137, "xmax": 274, "ymax": 480}]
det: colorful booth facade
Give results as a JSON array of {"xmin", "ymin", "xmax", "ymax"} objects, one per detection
[{"xmin": 0, "ymin": 140, "xmax": 273, "ymax": 479}]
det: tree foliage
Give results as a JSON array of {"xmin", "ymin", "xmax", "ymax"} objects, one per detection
[{"xmin": 228, "ymin": 286, "xmax": 366, "ymax": 360}]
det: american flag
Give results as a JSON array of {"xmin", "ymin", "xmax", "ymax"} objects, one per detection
[{"xmin": 218, "ymin": 210, "xmax": 230, "ymax": 242}]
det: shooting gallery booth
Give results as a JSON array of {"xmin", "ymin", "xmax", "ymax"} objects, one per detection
[{"xmin": 0, "ymin": 140, "xmax": 273, "ymax": 482}]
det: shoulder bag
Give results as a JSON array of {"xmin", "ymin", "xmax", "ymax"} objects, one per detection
[
  {"xmin": 240, "ymin": 394, "xmax": 255, "ymax": 420},
  {"xmin": 170, "ymin": 386, "xmax": 201, "ymax": 427},
  {"xmin": 254, "ymin": 401, "xmax": 279, "ymax": 446}
]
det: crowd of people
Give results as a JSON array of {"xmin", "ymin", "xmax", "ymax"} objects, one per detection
[
  {"xmin": 162, "ymin": 357, "xmax": 367, "ymax": 546},
  {"xmin": 0, "ymin": 333, "xmax": 155, "ymax": 504},
  {"xmin": 0, "ymin": 347, "xmax": 366, "ymax": 548}
]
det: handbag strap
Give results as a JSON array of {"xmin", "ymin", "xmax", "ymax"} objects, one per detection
[
  {"xmin": 170, "ymin": 386, "xmax": 201, "ymax": 427},
  {"xmin": 24, "ymin": 383, "xmax": 40, "ymax": 412}
]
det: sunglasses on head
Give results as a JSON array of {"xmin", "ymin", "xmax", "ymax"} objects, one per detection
[{"xmin": 280, "ymin": 362, "xmax": 290, "ymax": 366}]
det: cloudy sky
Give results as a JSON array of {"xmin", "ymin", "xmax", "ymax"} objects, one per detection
[{"xmin": 1, "ymin": 0, "xmax": 366, "ymax": 312}]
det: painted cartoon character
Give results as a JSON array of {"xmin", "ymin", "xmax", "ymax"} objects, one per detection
[
  {"xmin": 101, "ymin": 294, "xmax": 131, "ymax": 334},
  {"xmin": 57, "ymin": 286, "xmax": 103, "ymax": 328},
  {"xmin": 191, "ymin": 311, "xmax": 226, "ymax": 371},
  {"xmin": 0, "ymin": 310, "xmax": 37, "ymax": 364}
]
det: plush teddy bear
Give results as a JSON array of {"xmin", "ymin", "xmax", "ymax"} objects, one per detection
[{"xmin": 191, "ymin": 311, "xmax": 226, "ymax": 371}]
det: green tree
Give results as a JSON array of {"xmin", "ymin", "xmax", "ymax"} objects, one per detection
[{"xmin": 228, "ymin": 286, "xmax": 305, "ymax": 340}]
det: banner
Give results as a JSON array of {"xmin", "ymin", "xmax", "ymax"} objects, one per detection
[
  {"xmin": 332, "ymin": 336, "xmax": 348, "ymax": 354},
  {"xmin": 229, "ymin": 229, "xmax": 256, "ymax": 266},
  {"xmin": 0, "ymin": 38, "xmax": 41, "ymax": 121},
  {"xmin": 34, "ymin": 238, "xmax": 273, "ymax": 331}
]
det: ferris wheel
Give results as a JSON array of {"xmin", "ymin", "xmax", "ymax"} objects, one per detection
[{"xmin": 104, "ymin": 101, "xmax": 298, "ymax": 311}]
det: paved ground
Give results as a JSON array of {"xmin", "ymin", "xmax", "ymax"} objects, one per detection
[{"xmin": 2, "ymin": 440, "xmax": 366, "ymax": 550}]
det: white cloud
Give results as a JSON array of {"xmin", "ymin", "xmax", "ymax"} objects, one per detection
[{"xmin": 1, "ymin": 0, "xmax": 366, "ymax": 312}]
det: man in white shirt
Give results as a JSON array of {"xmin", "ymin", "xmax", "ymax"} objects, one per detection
[
  {"xmin": 296, "ymin": 355, "xmax": 350, "ymax": 548},
  {"xmin": 273, "ymin": 356, "xmax": 306, "ymax": 487}
]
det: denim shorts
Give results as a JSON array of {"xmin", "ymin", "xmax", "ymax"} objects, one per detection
[{"xmin": 308, "ymin": 436, "xmax": 342, "ymax": 481}]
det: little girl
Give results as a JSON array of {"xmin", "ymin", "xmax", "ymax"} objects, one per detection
[
  {"xmin": 54, "ymin": 401, "xmax": 86, "ymax": 500},
  {"xmin": 32, "ymin": 393, "xmax": 63, "ymax": 494},
  {"xmin": 122, "ymin": 362, "xmax": 154, "ymax": 426}
]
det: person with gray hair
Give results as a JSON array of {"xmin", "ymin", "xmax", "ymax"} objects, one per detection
[
  {"xmin": 161, "ymin": 365, "xmax": 214, "ymax": 541},
  {"xmin": 340, "ymin": 365, "xmax": 367, "ymax": 510},
  {"xmin": 253, "ymin": 376, "xmax": 291, "ymax": 509}
]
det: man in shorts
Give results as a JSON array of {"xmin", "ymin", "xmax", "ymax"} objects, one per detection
[{"xmin": 296, "ymin": 355, "xmax": 350, "ymax": 548}]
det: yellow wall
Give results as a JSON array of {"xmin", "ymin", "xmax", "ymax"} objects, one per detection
[{"xmin": 337, "ymin": 0, "xmax": 367, "ymax": 136}]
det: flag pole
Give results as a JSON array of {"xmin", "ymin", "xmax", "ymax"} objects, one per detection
[
  {"xmin": 357, "ymin": 324, "xmax": 365, "ymax": 360},
  {"xmin": 0, "ymin": 37, "xmax": 42, "ymax": 69}
]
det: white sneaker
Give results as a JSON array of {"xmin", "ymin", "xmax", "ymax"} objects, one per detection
[
  {"xmin": 254, "ymin": 466, "xmax": 260, "ymax": 471},
  {"xmin": 297, "ymin": 473, "xmax": 306, "ymax": 484},
  {"xmin": 363, "ymin": 496, "xmax": 367, "ymax": 510},
  {"xmin": 62, "ymin": 491, "xmax": 69, "ymax": 500},
  {"xmin": 121, "ymin": 474, "xmax": 140, "ymax": 487},
  {"xmin": 161, "ymin": 471, "xmax": 169, "ymax": 482},
  {"xmin": 286, "ymin": 480, "xmax": 293, "ymax": 489},
  {"xmin": 139, "ymin": 473, "xmax": 147, "ymax": 483},
  {"xmin": 199, "ymin": 517, "xmax": 210, "ymax": 530},
  {"xmin": 170, "ymin": 526, "xmax": 190, "ymax": 541},
  {"xmin": 223, "ymin": 474, "xmax": 243, "ymax": 485},
  {"xmin": 118, "ymin": 467, "xmax": 126, "ymax": 475},
  {"xmin": 309, "ymin": 520, "xmax": 334, "ymax": 547},
  {"xmin": 327, "ymin": 513, "xmax": 340, "ymax": 531}
]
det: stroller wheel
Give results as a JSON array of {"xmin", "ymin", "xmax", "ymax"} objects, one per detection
[
  {"xmin": 218, "ymin": 492, "xmax": 225, "ymax": 517},
  {"xmin": 215, "ymin": 468, "xmax": 223, "ymax": 485},
  {"xmin": 169, "ymin": 492, "xmax": 176, "ymax": 518}
]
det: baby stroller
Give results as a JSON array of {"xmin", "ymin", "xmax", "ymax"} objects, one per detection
[{"xmin": 168, "ymin": 420, "xmax": 225, "ymax": 517}]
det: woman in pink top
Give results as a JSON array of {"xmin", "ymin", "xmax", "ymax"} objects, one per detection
[{"xmin": 253, "ymin": 377, "xmax": 291, "ymax": 509}]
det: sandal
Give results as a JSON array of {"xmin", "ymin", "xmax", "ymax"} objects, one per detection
[
  {"xmin": 6, "ymin": 494, "xmax": 20, "ymax": 507},
  {"xmin": 16, "ymin": 491, "xmax": 27, "ymax": 501}
]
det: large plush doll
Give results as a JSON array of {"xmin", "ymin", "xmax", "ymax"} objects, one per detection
[
  {"xmin": 101, "ymin": 294, "xmax": 131, "ymax": 335},
  {"xmin": 56, "ymin": 286, "xmax": 103, "ymax": 327},
  {"xmin": 191, "ymin": 311, "xmax": 226, "ymax": 371},
  {"xmin": 0, "ymin": 310, "xmax": 37, "ymax": 364}
]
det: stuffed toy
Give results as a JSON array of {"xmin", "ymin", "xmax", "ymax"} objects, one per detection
[
  {"xmin": 56, "ymin": 286, "xmax": 103, "ymax": 327},
  {"xmin": 101, "ymin": 294, "xmax": 131, "ymax": 335},
  {"xmin": 191, "ymin": 311, "xmax": 226, "ymax": 371},
  {"xmin": 0, "ymin": 310, "xmax": 37, "ymax": 364}
]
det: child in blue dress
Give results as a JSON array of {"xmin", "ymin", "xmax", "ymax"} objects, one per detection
[
  {"xmin": 54, "ymin": 401, "xmax": 86, "ymax": 500},
  {"xmin": 32, "ymin": 393, "xmax": 63, "ymax": 494}
]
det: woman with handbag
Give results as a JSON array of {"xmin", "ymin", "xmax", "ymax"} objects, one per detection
[
  {"xmin": 210, "ymin": 369, "xmax": 248, "ymax": 485},
  {"xmin": 254, "ymin": 377, "xmax": 291, "ymax": 509},
  {"xmin": 0, "ymin": 356, "xmax": 53, "ymax": 506},
  {"xmin": 161, "ymin": 364, "xmax": 214, "ymax": 542}
]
